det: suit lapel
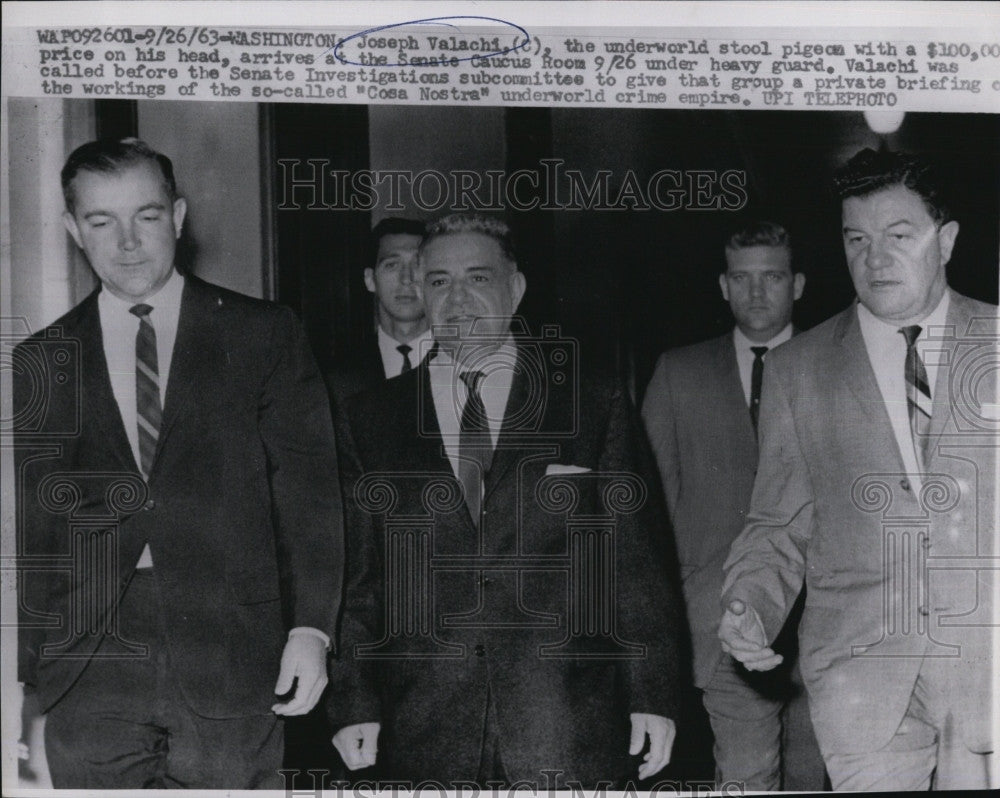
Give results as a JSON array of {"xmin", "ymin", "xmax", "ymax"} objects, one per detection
[
  {"xmin": 834, "ymin": 304, "xmax": 909, "ymax": 470},
  {"xmin": 77, "ymin": 291, "xmax": 138, "ymax": 472},
  {"xmin": 155, "ymin": 279, "xmax": 224, "ymax": 467},
  {"xmin": 717, "ymin": 334, "xmax": 756, "ymax": 450},
  {"xmin": 482, "ymin": 344, "xmax": 548, "ymax": 501},
  {"xmin": 926, "ymin": 290, "xmax": 973, "ymax": 450}
]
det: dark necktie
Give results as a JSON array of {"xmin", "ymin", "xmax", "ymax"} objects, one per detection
[
  {"xmin": 749, "ymin": 346, "xmax": 768, "ymax": 435},
  {"xmin": 397, "ymin": 343, "xmax": 413, "ymax": 375},
  {"xmin": 899, "ymin": 325, "xmax": 932, "ymax": 470},
  {"xmin": 458, "ymin": 371, "xmax": 492, "ymax": 527},
  {"xmin": 130, "ymin": 303, "xmax": 162, "ymax": 478}
]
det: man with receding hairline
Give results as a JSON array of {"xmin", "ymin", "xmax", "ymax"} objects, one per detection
[
  {"xmin": 328, "ymin": 213, "xmax": 685, "ymax": 788},
  {"xmin": 720, "ymin": 149, "xmax": 996, "ymax": 790}
]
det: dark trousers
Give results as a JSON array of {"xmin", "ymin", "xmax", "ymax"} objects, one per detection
[{"xmin": 44, "ymin": 571, "xmax": 283, "ymax": 789}]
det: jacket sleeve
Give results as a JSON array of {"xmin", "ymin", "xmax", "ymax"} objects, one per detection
[
  {"xmin": 721, "ymin": 359, "xmax": 813, "ymax": 643},
  {"xmin": 605, "ymin": 379, "xmax": 688, "ymax": 721},
  {"xmin": 640, "ymin": 353, "xmax": 682, "ymax": 523},
  {"xmin": 258, "ymin": 307, "xmax": 344, "ymax": 637},
  {"xmin": 325, "ymin": 401, "xmax": 383, "ymax": 730}
]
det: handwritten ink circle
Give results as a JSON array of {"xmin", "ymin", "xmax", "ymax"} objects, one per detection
[{"xmin": 331, "ymin": 16, "xmax": 530, "ymax": 68}]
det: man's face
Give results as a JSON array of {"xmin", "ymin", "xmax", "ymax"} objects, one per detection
[
  {"xmin": 364, "ymin": 233, "xmax": 423, "ymax": 323},
  {"xmin": 719, "ymin": 245, "xmax": 804, "ymax": 342},
  {"xmin": 842, "ymin": 184, "xmax": 958, "ymax": 325},
  {"xmin": 63, "ymin": 160, "xmax": 186, "ymax": 303},
  {"xmin": 419, "ymin": 231, "xmax": 526, "ymax": 356}
]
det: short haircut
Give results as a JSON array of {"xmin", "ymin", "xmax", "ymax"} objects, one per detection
[
  {"xmin": 61, "ymin": 138, "xmax": 178, "ymax": 214},
  {"xmin": 370, "ymin": 217, "xmax": 425, "ymax": 267},
  {"xmin": 834, "ymin": 148, "xmax": 951, "ymax": 225},
  {"xmin": 421, "ymin": 213, "xmax": 517, "ymax": 265},
  {"xmin": 725, "ymin": 220, "xmax": 792, "ymax": 256}
]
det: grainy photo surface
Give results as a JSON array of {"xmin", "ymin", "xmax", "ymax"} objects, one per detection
[{"xmin": 2, "ymin": 2, "xmax": 997, "ymax": 795}]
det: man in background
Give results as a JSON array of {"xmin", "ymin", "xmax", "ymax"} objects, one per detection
[
  {"xmin": 642, "ymin": 221, "xmax": 823, "ymax": 790},
  {"xmin": 328, "ymin": 213, "xmax": 685, "ymax": 788},
  {"xmin": 721, "ymin": 149, "xmax": 996, "ymax": 790},
  {"xmin": 14, "ymin": 138, "xmax": 342, "ymax": 788},
  {"xmin": 327, "ymin": 217, "xmax": 432, "ymax": 403}
]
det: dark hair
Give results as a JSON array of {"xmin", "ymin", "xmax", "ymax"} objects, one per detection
[
  {"xmin": 725, "ymin": 220, "xmax": 791, "ymax": 253},
  {"xmin": 61, "ymin": 138, "xmax": 178, "ymax": 214},
  {"xmin": 369, "ymin": 217, "xmax": 425, "ymax": 267},
  {"xmin": 421, "ymin": 213, "xmax": 517, "ymax": 265},
  {"xmin": 833, "ymin": 148, "xmax": 951, "ymax": 225}
]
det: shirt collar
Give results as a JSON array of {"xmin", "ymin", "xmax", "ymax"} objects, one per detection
[
  {"xmin": 377, "ymin": 324, "xmax": 434, "ymax": 357},
  {"xmin": 732, "ymin": 323, "xmax": 793, "ymax": 353},
  {"xmin": 429, "ymin": 335, "xmax": 517, "ymax": 387},
  {"xmin": 857, "ymin": 289, "xmax": 951, "ymax": 342},
  {"xmin": 98, "ymin": 267, "xmax": 185, "ymax": 318}
]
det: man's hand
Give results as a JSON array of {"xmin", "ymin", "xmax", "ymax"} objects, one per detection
[
  {"xmin": 333, "ymin": 722, "xmax": 380, "ymax": 770},
  {"xmin": 271, "ymin": 633, "xmax": 328, "ymax": 715},
  {"xmin": 718, "ymin": 599, "xmax": 783, "ymax": 672},
  {"xmin": 629, "ymin": 713, "xmax": 676, "ymax": 780}
]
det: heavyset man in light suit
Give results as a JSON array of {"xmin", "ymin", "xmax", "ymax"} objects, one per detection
[
  {"xmin": 328, "ymin": 213, "xmax": 686, "ymax": 787},
  {"xmin": 720, "ymin": 149, "xmax": 997, "ymax": 790},
  {"xmin": 14, "ymin": 139, "xmax": 343, "ymax": 788},
  {"xmin": 642, "ymin": 221, "xmax": 823, "ymax": 790}
]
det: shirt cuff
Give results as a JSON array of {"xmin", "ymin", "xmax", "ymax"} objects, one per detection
[{"xmin": 289, "ymin": 626, "xmax": 330, "ymax": 650}]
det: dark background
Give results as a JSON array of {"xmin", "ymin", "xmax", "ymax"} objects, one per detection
[{"xmin": 93, "ymin": 100, "xmax": 999, "ymax": 784}]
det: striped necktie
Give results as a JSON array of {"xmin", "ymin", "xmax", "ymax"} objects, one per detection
[
  {"xmin": 130, "ymin": 303, "xmax": 162, "ymax": 478},
  {"xmin": 899, "ymin": 325, "xmax": 932, "ymax": 470}
]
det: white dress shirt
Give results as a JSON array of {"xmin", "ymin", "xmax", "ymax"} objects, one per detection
[
  {"xmin": 377, "ymin": 325, "xmax": 435, "ymax": 378},
  {"xmin": 98, "ymin": 268, "xmax": 185, "ymax": 568},
  {"xmin": 857, "ymin": 291, "xmax": 950, "ymax": 485},
  {"xmin": 428, "ymin": 337, "xmax": 516, "ymax": 482},
  {"xmin": 98, "ymin": 268, "xmax": 328, "ymax": 647},
  {"xmin": 732, "ymin": 323, "xmax": 794, "ymax": 406}
]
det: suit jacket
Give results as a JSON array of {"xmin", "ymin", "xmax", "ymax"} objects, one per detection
[
  {"xmin": 326, "ymin": 335, "xmax": 385, "ymax": 411},
  {"xmin": 328, "ymin": 343, "xmax": 686, "ymax": 786},
  {"xmin": 723, "ymin": 290, "xmax": 996, "ymax": 756},
  {"xmin": 15, "ymin": 275, "xmax": 343, "ymax": 718},
  {"xmin": 642, "ymin": 333, "xmax": 762, "ymax": 688}
]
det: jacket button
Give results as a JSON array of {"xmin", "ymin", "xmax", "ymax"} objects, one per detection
[
  {"xmin": 899, "ymin": 478, "xmax": 911, "ymax": 492},
  {"xmin": 144, "ymin": 499, "xmax": 156, "ymax": 510},
  {"xmin": 474, "ymin": 644, "xmax": 485, "ymax": 657}
]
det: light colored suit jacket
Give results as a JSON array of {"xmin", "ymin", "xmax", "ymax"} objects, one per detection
[
  {"xmin": 723, "ymin": 290, "xmax": 996, "ymax": 756},
  {"xmin": 642, "ymin": 333, "xmax": 759, "ymax": 688}
]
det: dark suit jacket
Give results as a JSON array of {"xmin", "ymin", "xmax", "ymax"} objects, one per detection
[
  {"xmin": 641, "ymin": 333, "xmax": 760, "ymax": 689},
  {"xmin": 328, "ymin": 344, "xmax": 685, "ymax": 786},
  {"xmin": 15, "ymin": 275, "xmax": 343, "ymax": 719},
  {"xmin": 723, "ymin": 291, "xmax": 996, "ymax": 756},
  {"xmin": 326, "ymin": 335, "xmax": 385, "ymax": 411}
]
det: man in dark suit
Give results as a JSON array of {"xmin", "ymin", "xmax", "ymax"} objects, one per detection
[
  {"xmin": 14, "ymin": 138, "xmax": 343, "ymax": 788},
  {"xmin": 327, "ymin": 213, "xmax": 685, "ymax": 788},
  {"xmin": 642, "ymin": 221, "xmax": 823, "ymax": 790},
  {"xmin": 721, "ymin": 150, "xmax": 996, "ymax": 789},
  {"xmin": 327, "ymin": 217, "xmax": 432, "ymax": 403}
]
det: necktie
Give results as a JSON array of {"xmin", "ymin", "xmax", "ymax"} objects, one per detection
[
  {"xmin": 458, "ymin": 371, "xmax": 492, "ymax": 527},
  {"xmin": 900, "ymin": 325, "xmax": 932, "ymax": 470},
  {"xmin": 749, "ymin": 346, "xmax": 768, "ymax": 435},
  {"xmin": 397, "ymin": 343, "xmax": 413, "ymax": 375},
  {"xmin": 130, "ymin": 303, "xmax": 162, "ymax": 478}
]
